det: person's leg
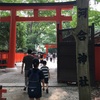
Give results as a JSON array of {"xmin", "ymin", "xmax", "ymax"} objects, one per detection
[
  {"xmin": 53, "ymin": 58, "xmax": 55, "ymax": 63},
  {"xmin": 36, "ymin": 98, "xmax": 40, "ymax": 100},
  {"xmin": 42, "ymin": 82, "xmax": 45, "ymax": 91},
  {"xmin": 42, "ymin": 78, "xmax": 45, "ymax": 91},
  {"xmin": 46, "ymin": 83, "xmax": 48, "ymax": 89},
  {"xmin": 25, "ymin": 76, "xmax": 27, "ymax": 86},
  {"xmin": 23, "ymin": 76, "xmax": 27, "ymax": 91},
  {"xmin": 45, "ymin": 78, "xmax": 49, "ymax": 93},
  {"xmin": 24, "ymin": 70, "xmax": 28, "ymax": 91},
  {"xmin": 46, "ymin": 83, "xmax": 49, "ymax": 93}
]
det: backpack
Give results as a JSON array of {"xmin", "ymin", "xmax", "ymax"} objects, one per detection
[{"xmin": 28, "ymin": 69, "xmax": 41, "ymax": 98}]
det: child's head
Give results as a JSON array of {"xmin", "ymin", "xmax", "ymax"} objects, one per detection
[
  {"xmin": 42, "ymin": 60, "xmax": 47, "ymax": 65},
  {"xmin": 33, "ymin": 59, "xmax": 39, "ymax": 68}
]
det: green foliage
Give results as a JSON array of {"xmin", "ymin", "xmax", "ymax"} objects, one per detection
[
  {"xmin": 0, "ymin": 11, "xmax": 10, "ymax": 17},
  {"xmin": 0, "ymin": 22, "xmax": 10, "ymax": 50},
  {"xmin": 89, "ymin": 9, "xmax": 100, "ymax": 30},
  {"xmin": 0, "ymin": 0, "xmax": 54, "ymax": 3},
  {"xmin": 26, "ymin": 22, "xmax": 56, "ymax": 50},
  {"xmin": 70, "ymin": 7, "xmax": 77, "ymax": 28},
  {"xmin": 0, "ymin": 0, "xmax": 100, "ymax": 51},
  {"xmin": 16, "ymin": 22, "xmax": 27, "ymax": 50},
  {"xmin": 96, "ymin": 0, "xmax": 100, "ymax": 2},
  {"xmin": 26, "ymin": 0, "xmax": 54, "ymax": 3},
  {"xmin": 0, "ymin": 0, "xmax": 23, "ymax": 3}
]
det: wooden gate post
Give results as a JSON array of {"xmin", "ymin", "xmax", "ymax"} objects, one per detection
[{"xmin": 75, "ymin": 0, "xmax": 91, "ymax": 100}]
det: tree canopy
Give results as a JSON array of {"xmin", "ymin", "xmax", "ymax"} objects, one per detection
[{"xmin": 0, "ymin": 0, "xmax": 100, "ymax": 52}]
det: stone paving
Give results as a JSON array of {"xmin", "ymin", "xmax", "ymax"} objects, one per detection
[
  {"xmin": 2, "ymin": 87, "xmax": 79, "ymax": 100},
  {"xmin": 0, "ymin": 60, "xmax": 100, "ymax": 100},
  {"xmin": 0, "ymin": 60, "xmax": 62, "ymax": 86}
]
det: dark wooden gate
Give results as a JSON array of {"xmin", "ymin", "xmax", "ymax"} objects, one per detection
[{"xmin": 57, "ymin": 24, "xmax": 95, "ymax": 86}]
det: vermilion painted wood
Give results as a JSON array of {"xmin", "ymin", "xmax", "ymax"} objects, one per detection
[
  {"xmin": 0, "ymin": 88, "xmax": 7, "ymax": 100},
  {"xmin": 95, "ymin": 46, "xmax": 100, "ymax": 81},
  {"xmin": 7, "ymin": 10, "xmax": 16, "ymax": 68},
  {"xmin": 45, "ymin": 44, "xmax": 57, "ymax": 55},
  {"xmin": 0, "ymin": 89, "xmax": 7, "ymax": 93}
]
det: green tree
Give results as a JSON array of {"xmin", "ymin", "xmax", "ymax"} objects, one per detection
[
  {"xmin": 26, "ymin": 22, "xmax": 56, "ymax": 50},
  {"xmin": 16, "ymin": 22, "xmax": 27, "ymax": 51},
  {"xmin": 0, "ymin": 0, "xmax": 23, "ymax": 3},
  {"xmin": 0, "ymin": 22, "xmax": 9, "ymax": 51},
  {"xmin": 0, "ymin": 0, "xmax": 100, "ymax": 51},
  {"xmin": 89, "ymin": 10, "xmax": 100, "ymax": 31}
]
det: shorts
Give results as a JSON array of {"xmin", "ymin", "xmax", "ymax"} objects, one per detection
[{"xmin": 44, "ymin": 78, "xmax": 49, "ymax": 84}]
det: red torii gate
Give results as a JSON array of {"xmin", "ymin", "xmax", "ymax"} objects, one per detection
[
  {"xmin": 0, "ymin": 2, "xmax": 75, "ymax": 68},
  {"xmin": 45, "ymin": 44, "xmax": 57, "ymax": 55}
]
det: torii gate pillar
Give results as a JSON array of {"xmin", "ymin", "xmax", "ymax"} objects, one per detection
[{"xmin": 8, "ymin": 10, "xmax": 16, "ymax": 68}]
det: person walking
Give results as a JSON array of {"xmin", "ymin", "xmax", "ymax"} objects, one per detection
[
  {"xmin": 50, "ymin": 54, "xmax": 52, "ymax": 62},
  {"xmin": 27, "ymin": 59, "xmax": 44, "ymax": 100},
  {"xmin": 39, "ymin": 53, "xmax": 43, "ymax": 65},
  {"xmin": 52, "ymin": 53, "xmax": 56, "ymax": 63},
  {"xmin": 40, "ymin": 60, "xmax": 50, "ymax": 93},
  {"xmin": 21, "ymin": 49, "xmax": 34, "ymax": 91}
]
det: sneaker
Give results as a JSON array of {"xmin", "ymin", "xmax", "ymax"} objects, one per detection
[
  {"xmin": 23, "ymin": 87, "xmax": 26, "ymax": 91},
  {"xmin": 46, "ymin": 89, "xmax": 49, "ymax": 94}
]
